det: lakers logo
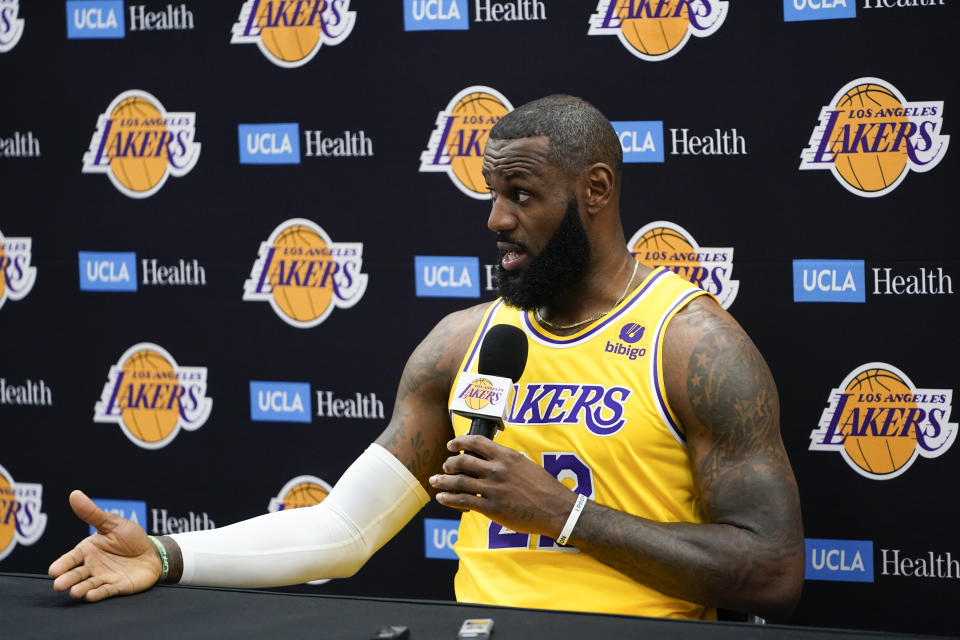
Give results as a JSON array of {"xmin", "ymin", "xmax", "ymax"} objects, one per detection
[
  {"xmin": 243, "ymin": 219, "xmax": 368, "ymax": 329},
  {"xmin": 93, "ymin": 343, "xmax": 213, "ymax": 449},
  {"xmin": 627, "ymin": 221, "xmax": 738, "ymax": 309},
  {"xmin": 268, "ymin": 475, "xmax": 333, "ymax": 584},
  {"xmin": 419, "ymin": 86, "xmax": 513, "ymax": 199},
  {"xmin": 0, "ymin": 229, "xmax": 36, "ymax": 312},
  {"xmin": 0, "ymin": 463, "xmax": 47, "ymax": 561},
  {"xmin": 810, "ymin": 363, "xmax": 956, "ymax": 480},
  {"xmin": 800, "ymin": 78, "xmax": 949, "ymax": 198},
  {"xmin": 0, "ymin": 0, "xmax": 24, "ymax": 52},
  {"xmin": 588, "ymin": 0, "xmax": 728, "ymax": 61},
  {"xmin": 459, "ymin": 378, "xmax": 501, "ymax": 410},
  {"xmin": 231, "ymin": 0, "xmax": 356, "ymax": 68},
  {"xmin": 82, "ymin": 90, "xmax": 201, "ymax": 199}
]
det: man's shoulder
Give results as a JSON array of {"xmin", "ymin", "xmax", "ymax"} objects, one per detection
[{"xmin": 415, "ymin": 301, "xmax": 498, "ymax": 382}]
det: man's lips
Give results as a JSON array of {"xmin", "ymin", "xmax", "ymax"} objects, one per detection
[{"xmin": 497, "ymin": 242, "xmax": 529, "ymax": 270}]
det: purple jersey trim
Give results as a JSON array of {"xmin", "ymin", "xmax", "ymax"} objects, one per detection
[
  {"xmin": 521, "ymin": 267, "xmax": 670, "ymax": 347},
  {"xmin": 652, "ymin": 288, "xmax": 705, "ymax": 443}
]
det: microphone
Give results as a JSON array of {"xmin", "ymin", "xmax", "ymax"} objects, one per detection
[{"xmin": 449, "ymin": 324, "xmax": 528, "ymax": 443}]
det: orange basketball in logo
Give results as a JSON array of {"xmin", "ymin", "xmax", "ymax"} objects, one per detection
[
  {"xmin": 841, "ymin": 368, "xmax": 918, "ymax": 476},
  {"xmin": 255, "ymin": 0, "xmax": 322, "ymax": 64},
  {"xmin": 630, "ymin": 226, "xmax": 702, "ymax": 274},
  {"xmin": 0, "ymin": 473, "xmax": 15, "ymax": 553},
  {"xmin": 830, "ymin": 83, "xmax": 909, "ymax": 194},
  {"xmin": 108, "ymin": 96, "xmax": 170, "ymax": 195},
  {"xmin": 120, "ymin": 349, "xmax": 180, "ymax": 444},
  {"xmin": 280, "ymin": 482, "xmax": 330, "ymax": 509},
  {"xmin": 617, "ymin": 0, "xmax": 689, "ymax": 57},
  {"xmin": 446, "ymin": 91, "xmax": 510, "ymax": 197},
  {"xmin": 267, "ymin": 224, "xmax": 334, "ymax": 323},
  {"xmin": 0, "ymin": 242, "xmax": 7, "ymax": 301}
]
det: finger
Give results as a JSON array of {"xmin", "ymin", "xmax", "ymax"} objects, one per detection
[
  {"xmin": 429, "ymin": 473, "xmax": 482, "ymax": 495},
  {"xmin": 441, "ymin": 452, "xmax": 492, "ymax": 476},
  {"xmin": 52, "ymin": 565, "xmax": 91, "ymax": 592},
  {"xmin": 49, "ymin": 547, "xmax": 85, "ymax": 579},
  {"xmin": 69, "ymin": 574, "xmax": 105, "ymax": 600},
  {"xmin": 85, "ymin": 581, "xmax": 122, "ymax": 603},
  {"xmin": 448, "ymin": 435, "xmax": 501, "ymax": 457},
  {"xmin": 68, "ymin": 490, "xmax": 116, "ymax": 533},
  {"xmin": 435, "ymin": 490, "xmax": 484, "ymax": 512}
]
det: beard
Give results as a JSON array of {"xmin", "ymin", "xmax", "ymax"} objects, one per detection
[{"xmin": 494, "ymin": 198, "xmax": 591, "ymax": 311}]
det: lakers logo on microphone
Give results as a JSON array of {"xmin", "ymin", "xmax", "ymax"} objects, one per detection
[
  {"xmin": 588, "ymin": 0, "xmax": 728, "ymax": 61},
  {"xmin": 231, "ymin": 0, "xmax": 356, "ymax": 68},
  {"xmin": 82, "ymin": 90, "xmax": 201, "ymax": 198},
  {"xmin": 628, "ymin": 221, "xmax": 738, "ymax": 309},
  {"xmin": 460, "ymin": 378, "xmax": 501, "ymax": 410},
  {"xmin": 800, "ymin": 78, "xmax": 949, "ymax": 197},
  {"xmin": 810, "ymin": 363, "xmax": 956, "ymax": 480},
  {"xmin": 93, "ymin": 343, "xmax": 212, "ymax": 449},
  {"xmin": 243, "ymin": 219, "xmax": 368, "ymax": 328},
  {"xmin": 420, "ymin": 86, "xmax": 513, "ymax": 199}
]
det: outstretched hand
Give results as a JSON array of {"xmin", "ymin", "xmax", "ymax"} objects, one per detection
[
  {"xmin": 48, "ymin": 490, "xmax": 161, "ymax": 602},
  {"xmin": 429, "ymin": 435, "xmax": 578, "ymax": 538}
]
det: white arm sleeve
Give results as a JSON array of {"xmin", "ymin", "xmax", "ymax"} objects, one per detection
[{"xmin": 169, "ymin": 443, "xmax": 429, "ymax": 587}]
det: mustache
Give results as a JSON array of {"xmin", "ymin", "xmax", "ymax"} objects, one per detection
[{"xmin": 496, "ymin": 233, "xmax": 527, "ymax": 251}]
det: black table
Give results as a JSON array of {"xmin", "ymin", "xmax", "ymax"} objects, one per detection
[{"xmin": 0, "ymin": 573, "xmax": 934, "ymax": 639}]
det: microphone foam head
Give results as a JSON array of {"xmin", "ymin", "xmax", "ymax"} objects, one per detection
[{"xmin": 478, "ymin": 324, "xmax": 528, "ymax": 382}]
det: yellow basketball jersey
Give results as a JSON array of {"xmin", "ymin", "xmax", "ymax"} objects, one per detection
[{"xmin": 449, "ymin": 267, "xmax": 715, "ymax": 619}]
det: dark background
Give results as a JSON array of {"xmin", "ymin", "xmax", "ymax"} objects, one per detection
[{"xmin": 1, "ymin": 1, "xmax": 957, "ymax": 636}]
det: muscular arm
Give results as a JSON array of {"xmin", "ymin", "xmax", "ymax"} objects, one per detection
[
  {"xmin": 562, "ymin": 297, "xmax": 804, "ymax": 619},
  {"xmin": 432, "ymin": 297, "xmax": 803, "ymax": 620}
]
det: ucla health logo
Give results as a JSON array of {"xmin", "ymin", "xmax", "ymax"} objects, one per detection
[
  {"xmin": 588, "ymin": 0, "xmax": 727, "ymax": 61},
  {"xmin": 420, "ymin": 86, "xmax": 513, "ymax": 199},
  {"xmin": 238, "ymin": 123, "xmax": 300, "ymax": 164},
  {"xmin": 0, "ymin": 0, "xmax": 24, "ymax": 51},
  {"xmin": 87, "ymin": 498, "xmax": 147, "ymax": 535},
  {"xmin": 404, "ymin": 0, "xmax": 467, "ymax": 30},
  {"xmin": 0, "ymin": 463, "xmax": 46, "ymax": 561},
  {"xmin": 811, "ymin": 363, "xmax": 956, "ymax": 480},
  {"xmin": 82, "ymin": 90, "xmax": 201, "ymax": 198},
  {"xmin": 425, "ymin": 518, "xmax": 459, "ymax": 559},
  {"xmin": 805, "ymin": 538, "xmax": 874, "ymax": 582},
  {"xmin": 612, "ymin": 121, "xmax": 664, "ymax": 163},
  {"xmin": 801, "ymin": 78, "xmax": 948, "ymax": 197},
  {"xmin": 66, "ymin": 1, "xmax": 124, "ymax": 38},
  {"xmin": 78, "ymin": 251, "xmax": 137, "ymax": 291},
  {"xmin": 415, "ymin": 256, "xmax": 479, "ymax": 298},
  {"xmin": 250, "ymin": 381, "xmax": 311, "ymax": 423},
  {"xmin": 628, "ymin": 221, "xmax": 738, "ymax": 308},
  {"xmin": 231, "ymin": 0, "xmax": 355, "ymax": 68},
  {"xmin": 93, "ymin": 343, "xmax": 212, "ymax": 449},
  {"xmin": 243, "ymin": 219, "xmax": 368, "ymax": 328},
  {"xmin": 0, "ymin": 230, "xmax": 36, "ymax": 312},
  {"xmin": 783, "ymin": 0, "xmax": 855, "ymax": 22},
  {"xmin": 792, "ymin": 259, "xmax": 865, "ymax": 303}
]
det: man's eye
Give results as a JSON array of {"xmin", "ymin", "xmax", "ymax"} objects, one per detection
[{"xmin": 514, "ymin": 191, "xmax": 530, "ymax": 203}]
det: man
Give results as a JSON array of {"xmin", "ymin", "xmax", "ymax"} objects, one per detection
[{"xmin": 50, "ymin": 95, "xmax": 804, "ymax": 621}]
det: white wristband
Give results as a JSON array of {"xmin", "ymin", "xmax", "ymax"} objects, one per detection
[{"xmin": 556, "ymin": 493, "xmax": 588, "ymax": 546}]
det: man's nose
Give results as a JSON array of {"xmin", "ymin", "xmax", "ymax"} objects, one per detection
[{"xmin": 487, "ymin": 198, "xmax": 516, "ymax": 233}]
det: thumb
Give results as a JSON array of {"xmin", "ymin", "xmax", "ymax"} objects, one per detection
[{"xmin": 68, "ymin": 489, "xmax": 118, "ymax": 534}]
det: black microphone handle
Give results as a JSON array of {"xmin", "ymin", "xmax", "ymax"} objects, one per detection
[{"xmin": 467, "ymin": 417, "xmax": 498, "ymax": 440}]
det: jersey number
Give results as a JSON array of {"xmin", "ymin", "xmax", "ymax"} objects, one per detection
[{"xmin": 487, "ymin": 453, "xmax": 594, "ymax": 551}]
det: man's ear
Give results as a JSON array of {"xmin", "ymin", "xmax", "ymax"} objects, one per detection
[{"xmin": 582, "ymin": 162, "xmax": 615, "ymax": 215}]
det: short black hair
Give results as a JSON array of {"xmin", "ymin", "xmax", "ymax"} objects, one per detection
[{"xmin": 489, "ymin": 94, "xmax": 622, "ymax": 178}]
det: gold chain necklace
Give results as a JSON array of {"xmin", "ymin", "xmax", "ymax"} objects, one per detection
[{"xmin": 534, "ymin": 260, "xmax": 639, "ymax": 331}]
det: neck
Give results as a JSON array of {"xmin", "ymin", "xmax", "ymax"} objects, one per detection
[{"xmin": 536, "ymin": 252, "xmax": 650, "ymax": 335}]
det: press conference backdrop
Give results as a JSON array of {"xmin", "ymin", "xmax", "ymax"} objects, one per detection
[{"xmin": 0, "ymin": 1, "xmax": 956, "ymax": 636}]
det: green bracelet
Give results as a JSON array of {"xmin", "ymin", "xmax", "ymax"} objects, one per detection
[{"xmin": 147, "ymin": 535, "xmax": 170, "ymax": 583}]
